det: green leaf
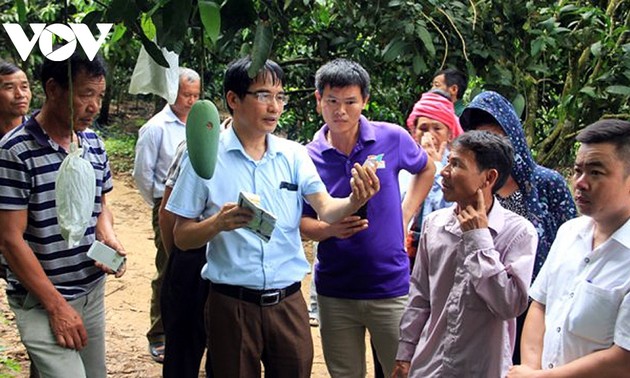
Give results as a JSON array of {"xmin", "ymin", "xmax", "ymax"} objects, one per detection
[
  {"xmin": 155, "ymin": 0, "xmax": 193, "ymax": 53},
  {"xmin": 138, "ymin": 32, "xmax": 170, "ymax": 67},
  {"xmin": 512, "ymin": 94, "xmax": 525, "ymax": 118},
  {"xmin": 382, "ymin": 39, "xmax": 406, "ymax": 62},
  {"xmin": 416, "ymin": 25, "xmax": 435, "ymax": 58},
  {"xmin": 248, "ymin": 20, "xmax": 274, "ymax": 78},
  {"xmin": 109, "ymin": 24, "xmax": 127, "ymax": 44},
  {"xmin": 221, "ymin": 0, "xmax": 257, "ymax": 33},
  {"xmin": 531, "ymin": 38, "xmax": 544, "ymax": 56},
  {"xmin": 141, "ymin": 14, "xmax": 157, "ymax": 41},
  {"xmin": 199, "ymin": 1, "xmax": 221, "ymax": 45},
  {"xmin": 579, "ymin": 86, "xmax": 597, "ymax": 98},
  {"xmin": 283, "ymin": 0, "xmax": 293, "ymax": 11},
  {"xmin": 559, "ymin": 4, "xmax": 578, "ymax": 14},
  {"xmin": 605, "ymin": 85, "xmax": 630, "ymax": 96},
  {"xmin": 412, "ymin": 53, "xmax": 426, "ymax": 75},
  {"xmin": 16, "ymin": 0, "xmax": 27, "ymax": 23},
  {"xmin": 590, "ymin": 41, "xmax": 602, "ymax": 57}
]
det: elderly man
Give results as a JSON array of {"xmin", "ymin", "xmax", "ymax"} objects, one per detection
[
  {"xmin": 509, "ymin": 119, "xmax": 630, "ymax": 378},
  {"xmin": 393, "ymin": 131, "xmax": 537, "ymax": 377},
  {"xmin": 0, "ymin": 52, "xmax": 125, "ymax": 377},
  {"xmin": 132, "ymin": 67, "xmax": 200, "ymax": 362}
]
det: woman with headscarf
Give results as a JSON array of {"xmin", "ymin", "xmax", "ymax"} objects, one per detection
[
  {"xmin": 460, "ymin": 90, "xmax": 577, "ymax": 363},
  {"xmin": 401, "ymin": 89, "xmax": 464, "ymax": 268}
]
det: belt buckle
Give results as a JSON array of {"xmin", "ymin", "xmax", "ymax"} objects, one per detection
[{"xmin": 260, "ymin": 291, "xmax": 280, "ymax": 306}]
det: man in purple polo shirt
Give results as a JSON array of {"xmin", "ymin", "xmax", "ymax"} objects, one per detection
[{"xmin": 300, "ymin": 58, "xmax": 435, "ymax": 377}]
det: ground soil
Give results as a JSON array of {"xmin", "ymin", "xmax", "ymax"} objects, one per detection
[{"xmin": 0, "ymin": 174, "xmax": 375, "ymax": 377}]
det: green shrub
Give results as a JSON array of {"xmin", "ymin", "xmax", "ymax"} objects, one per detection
[{"xmin": 102, "ymin": 132, "xmax": 137, "ymax": 175}]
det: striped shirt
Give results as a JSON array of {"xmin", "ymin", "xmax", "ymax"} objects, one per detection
[{"xmin": 0, "ymin": 115, "xmax": 113, "ymax": 299}]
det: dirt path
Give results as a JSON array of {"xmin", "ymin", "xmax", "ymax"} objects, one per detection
[{"xmin": 0, "ymin": 175, "xmax": 375, "ymax": 377}]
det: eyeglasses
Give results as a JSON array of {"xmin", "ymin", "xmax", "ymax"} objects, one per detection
[{"xmin": 245, "ymin": 91, "xmax": 289, "ymax": 105}]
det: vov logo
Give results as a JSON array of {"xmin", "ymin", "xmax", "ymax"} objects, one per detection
[{"xmin": 2, "ymin": 23, "xmax": 113, "ymax": 61}]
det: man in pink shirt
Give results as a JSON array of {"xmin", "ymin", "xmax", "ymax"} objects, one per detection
[{"xmin": 393, "ymin": 130, "xmax": 538, "ymax": 377}]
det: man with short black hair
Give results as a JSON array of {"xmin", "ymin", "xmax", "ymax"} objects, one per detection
[
  {"xmin": 0, "ymin": 60, "xmax": 31, "ymax": 138},
  {"xmin": 0, "ymin": 60, "xmax": 32, "ymax": 282},
  {"xmin": 509, "ymin": 119, "xmax": 630, "ymax": 378},
  {"xmin": 0, "ymin": 52, "xmax": 125, "ymax": 377},
  {"xmin": 166, "ymin": 56, "xmax": 380, "ymax": 377},
  {"xmin": 301, "ymin": 58, "xmax": 435, "ymax": 378},
  {"xmin": 393, "ymin": 130, "xmax": 537, "ymax": 378},
  {"xmin": 431, "ymin": 68, "xmax": 467, "ymax": 116}
]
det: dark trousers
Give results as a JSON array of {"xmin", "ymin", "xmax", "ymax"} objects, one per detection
[
  {"xmin": 206, "ymin": 284, "xmax": 313, "ymax": 378},
  {"xmin": 148, "ymin": 198, "xmax": 168, "ymax": 343},
  {"xmin": 161, "ymin": 245, "xmax": 211, "ymax": 378}
]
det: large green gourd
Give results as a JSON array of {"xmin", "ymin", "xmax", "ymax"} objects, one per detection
[{"xmin": 186, "ymin": 100, "xmax": 221, "ymax": 179}]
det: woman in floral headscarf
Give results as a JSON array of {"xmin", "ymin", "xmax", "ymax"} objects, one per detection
[
  {"xmin": 460, "ymin": 90, "xmax": 576, "ymax": 363},
  {"xmin": 460, "ymin": 91, "xmax": 576, "ymax": 277}
]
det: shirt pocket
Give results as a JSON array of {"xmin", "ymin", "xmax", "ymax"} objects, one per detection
[
  {"xmin": 267, "ymin": 187, "xmax": 300, "ymax": 229},
  {"xmin": 567, "ymin": 281, "xmax": 622, "ymax": 344}
]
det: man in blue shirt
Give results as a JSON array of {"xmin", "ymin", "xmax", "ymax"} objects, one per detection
[{"xmin": 166, "ymin": 56, "xmax": 380, "ymax": 377}]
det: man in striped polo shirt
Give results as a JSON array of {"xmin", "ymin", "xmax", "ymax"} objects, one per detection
[{"xmin": 0, "ymin": 51, "xmax": 126, "ymax": 378}]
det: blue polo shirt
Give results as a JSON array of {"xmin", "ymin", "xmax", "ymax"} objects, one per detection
[
  {"xmin": 166, "ymin": 126, "xmax": 326, "ymax": 290},
  {"xmin": 303, "ymin": 115, "xmax": 428, "ymax": 299}
]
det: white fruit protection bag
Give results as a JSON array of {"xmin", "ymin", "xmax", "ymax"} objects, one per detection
[{"xmin": 56, "ymin": 142, "xmax": 96, "ymax": 247}]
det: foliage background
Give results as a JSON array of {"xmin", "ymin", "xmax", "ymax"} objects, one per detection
[{"xmin": 0, "ymin": 0, "xmax": 628, "ymax": 168}]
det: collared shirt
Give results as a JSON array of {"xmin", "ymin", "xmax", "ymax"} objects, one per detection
[
  {"xmin": 529, "ymin": 216, "xmax": 630, "ymax": 369},
  {"xmin": 397, "ymin": 200, "xmax": 537, "ymax": 377},
  {"xmin": 303, "ymin": 115, "xmax": 428, "ymax": 299},
  {"xmin": 164, "ymin": 140, "xmax": 187, "ymax": 188},
  {"xmin": 166, "ymin": 126, "xmax": 326, "ymax": 290},
  {"xmin": 133, "ymin": 104, "xmax": 186, "ymax": 205},
  {"xmin": 0, "ymin": 115, "xmax": 112, "ymax": 299}
]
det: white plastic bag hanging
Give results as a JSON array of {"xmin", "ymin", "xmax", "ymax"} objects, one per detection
[
  {"xmin": 56, "ymin": 142, "xmax": 96, "ymax": 248},
  {"xmin": 128, "ymin": 45, "xmax": 180, "ymax": 104}
]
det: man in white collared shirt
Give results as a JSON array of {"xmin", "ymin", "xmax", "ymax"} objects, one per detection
[
  {"xmin": 509, "ymin": 119, "xmax": 630, "ymax": 378},
  {"xmin": 132, "ymin": 67, "xmax": 200, "ymax": 362}
]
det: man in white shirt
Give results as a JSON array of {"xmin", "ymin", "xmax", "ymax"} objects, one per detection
[
  {"xmin": 509, "ymin": 119, "xmax": 630, "ymax": 377},
  {"xmin": 132, "ymin": 67, "xmax": 200, "ymax": 363}
]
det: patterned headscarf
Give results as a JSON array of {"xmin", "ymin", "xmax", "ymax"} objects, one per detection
[{"xmin": 460, "ymin": 91, "xmax": 576, "ymax": 279}]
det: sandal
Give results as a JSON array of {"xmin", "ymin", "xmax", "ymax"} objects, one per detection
[{"xmin": 149, "ymin": 342, "xmax": 165, "ymax": 363}]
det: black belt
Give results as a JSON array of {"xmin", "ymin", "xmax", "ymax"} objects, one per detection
[{"xmin": 211, "ymin": 282, "xmax": 301, "ymax": 307}]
